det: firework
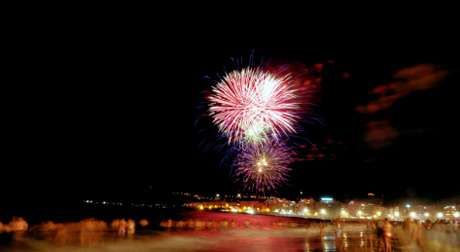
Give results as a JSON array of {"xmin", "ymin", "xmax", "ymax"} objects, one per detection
[
  {"xmin": 208, "ymin": 67, "xmax": 302, "ymax": 144},
  {"xmin": 235, "ymin": 142, "xmax": 292, "ymax": 192}
]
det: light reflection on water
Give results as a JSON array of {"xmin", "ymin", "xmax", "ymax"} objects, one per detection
[
  {"xmin": 2, "ymin": 212, "xmax": 458, "ymax": 251},
  {"xmin": 2, "ymin": 230, "xmax": 376, "ymax": 252},
  {"xmin": 0, "ymin": 212, "xmax": 378, "ymax": 252}
]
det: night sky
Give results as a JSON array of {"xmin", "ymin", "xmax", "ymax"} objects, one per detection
[{"xmin": 3, "ymin": 20, "xmax": 460, "ymax": 206}]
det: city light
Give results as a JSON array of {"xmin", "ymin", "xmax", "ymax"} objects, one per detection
[
  {"xmin": 185, "ymin": 195, "xmax": 458, "ymax": 222},
  {"xmin": 340, "ymin": 209, "xmax": 349, "ymax": 218},
  {"xmin": 320, "ymin": 197, "xmax": 334, "ymax": 204},
  {"xmin": 320, "ymin": 209, "xmax": 327, "ymax": 216},
  {"xmin": 245, "ymin": 208, "xmax": 255, "ymax": 215},
  {"xmin": 405, "ymin": 204, "xmax": 411, "ymax": 208},
  {"xmin": 303, "ymin": 208, "xmax": 310, "ymax": 215}
]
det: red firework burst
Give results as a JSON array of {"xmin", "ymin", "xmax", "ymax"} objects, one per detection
[{"xmin": 208, "ymin": 67, "xmax": 304, "ymax": 144}]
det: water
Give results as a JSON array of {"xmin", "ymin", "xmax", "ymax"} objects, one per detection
[{"xmin": 1, "ymin": 211, "xmax": 459, "ymax": 251}]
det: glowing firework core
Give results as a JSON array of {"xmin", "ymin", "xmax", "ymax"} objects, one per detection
[
  {"xmin": 209, "ymin": 68, "xmax": 300, "ymax": 144},
  {"xmin": 256, "ymin": 156, "xmax": 269, "ymax": 173}
]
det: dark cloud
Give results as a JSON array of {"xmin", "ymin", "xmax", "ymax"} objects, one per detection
[
  {"xmin": 357, "ymin": 64, "xmax": 448, "ymax": 114},
  {"xmin": 364, "ymin": 120, "xmax": 398, "ymax": 149}
]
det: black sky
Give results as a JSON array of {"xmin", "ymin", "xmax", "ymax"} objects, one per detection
[{"xmin": 3, "ymin": 17, "xmax": 460, "ymax": 205}]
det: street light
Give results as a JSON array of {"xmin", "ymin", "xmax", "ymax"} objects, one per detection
[
  {"xmin": 320, "ymin": 209, "xmax": 327, "ymax": 216},
  {"xmin": 303, "ymin": 208, "xmax": 310, "ymax": 215}
]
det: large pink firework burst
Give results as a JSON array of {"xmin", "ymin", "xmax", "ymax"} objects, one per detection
[
  {"xmin": 208, "ymin": 67, "xmax": 303, "ymax": 144},
  {"xmin": 235, "ymin": 142, "xmax": 293, "ymax": 192}
]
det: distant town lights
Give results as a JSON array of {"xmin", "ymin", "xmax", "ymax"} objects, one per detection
[
  {"xmin": 245, "ymin": 208, "xmax": 255, "ymax": 215},
  {"xmin": 320, "ymin": 197, "xmax": 334, "ymax": 204},
  {"xmin": 186, "ymin": 194, "xmax": 458, "ymax": 222},
  {"xmin": 303, "ymin": 208, "xmax": 310, "ymax": 215},
  {"xmin": 340, "ymin": 209, "xmax": 349, "ymax": 217}
]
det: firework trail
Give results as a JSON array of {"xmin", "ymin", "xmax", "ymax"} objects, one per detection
[
  {"xmin": 208, "ymin": 67, "xmax": 304, "ymax": 145},
  {"xmin": 234, "ymin": 142, "xmax": 293, "ymax": 193}
]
